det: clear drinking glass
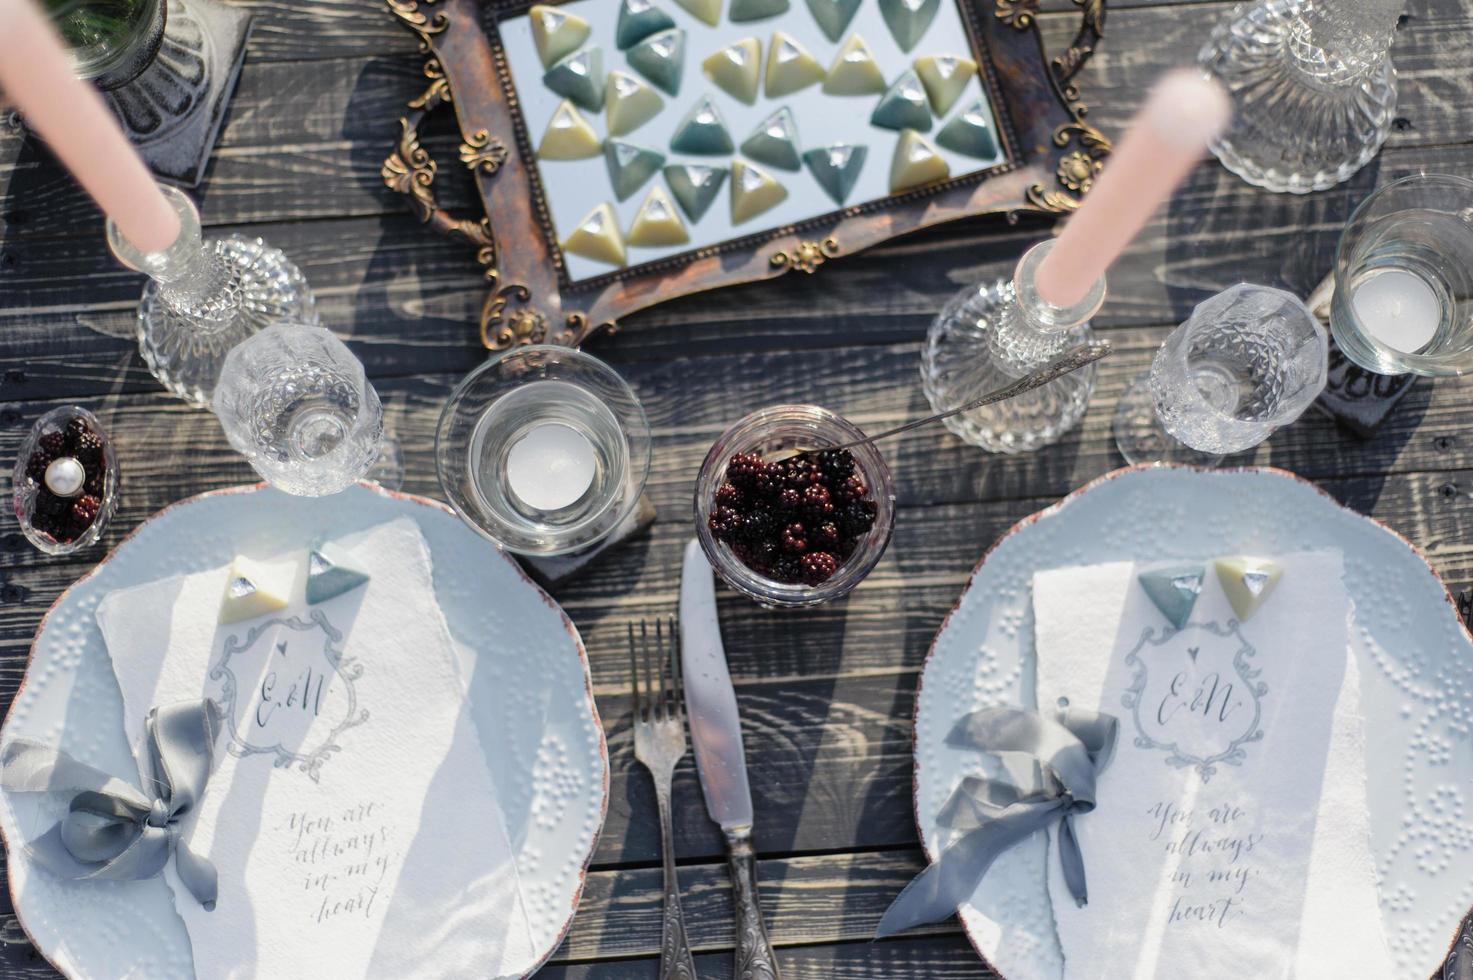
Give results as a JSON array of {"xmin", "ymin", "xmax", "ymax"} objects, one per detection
[
  {"xmin": 1114, "ymin": 284, "xmax": 1328, "ymax": 464},
  {"xmin": 212, "ymin": 324, "xmax": 384, "ymax": 497},
  {"xmin": 1200, "ymin": 0, "xmax": 1403, "ymax": 194},
  {"xmin": 435, "ymin": 346, "xmax": 651, "ymax": 557},
  {"xmin": 45, "ymin": 0, "xmax": 165, "ymax": 88},
  {"xmin": 1331, "ymin": 174, "xmax": 1473, "ymax": 376}
]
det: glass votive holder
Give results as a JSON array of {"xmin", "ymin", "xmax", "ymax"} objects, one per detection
[
  {"xmin": 1331, "ymin": 173, "xmax": 1473, "ymax": 376},
  {"xmin": 435, "ymin": 346, "xmax": 651, "ymax": 557},
  {"xmin": 12, "ymin": 406, "xmax": 120, "ymax": 555},
  {"xmin": 695, "ymin": 405, "xmax": 896, "ymax": 608}
]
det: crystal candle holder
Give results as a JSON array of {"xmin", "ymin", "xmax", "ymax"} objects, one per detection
[
  {"xmin": 920, "ymin": 240, "xmax": 1105, "ymax": 454},
  {"xmin": 1200, "ymin": 0, "xmax": 1402, "ymax": 194},
  {"xmin": 435, "ymin": 346, "xmax": 652, "ymax": 557},
  {"xmin": 12, "ymin": 406, "xmax": 120, "ymax": 555},
  {"xmin": 695, "ymin": 405, "xmax": 896, "ymax": 608},
  {"xmin": 107, "ymin": 183, "xmax": 316, "ymax": 406}
]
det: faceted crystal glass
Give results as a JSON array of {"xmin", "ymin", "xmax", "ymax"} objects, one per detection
[
  {"xmin": 1116, "ymin": 284, "xmax": 1328, "ymax": 463},
  {"xmin": 212, "ymin": 324, "xmax": 384, "ymax": 497}
]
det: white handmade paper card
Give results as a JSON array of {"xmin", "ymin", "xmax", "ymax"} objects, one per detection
[
  {"xmin": 95, "ymin": 518, "xmax": 536, "ymax": 979},
  {"xmin": 1033, "ymin": 551, "xmax": 1391, "ymax": 979}
]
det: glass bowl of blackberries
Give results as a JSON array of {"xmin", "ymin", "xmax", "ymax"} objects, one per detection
[
  {"xmin": 696, "ymin": 405, "xmax": 895, "ymax": 607},
  {"xmin": 12, "ymin": 407, "xmax": 119, "ymax": 555}
]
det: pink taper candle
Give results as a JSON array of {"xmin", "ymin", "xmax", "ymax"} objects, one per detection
[
  {"xmin": 1034, "ymin": 70, "xmax": 1232, "ymax": 309},
  {"xmin": 0, "ymin": 0, "xmax": 180, "ymax": 252}
]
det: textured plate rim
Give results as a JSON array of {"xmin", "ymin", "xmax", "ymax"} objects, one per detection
[
  {"xmin": 0, "ymin": 480, "xmax": 611, "ymax": 980},
  {"xmin": 910, "ymin": 462, "xmax": 1473, "ymax": 978}
]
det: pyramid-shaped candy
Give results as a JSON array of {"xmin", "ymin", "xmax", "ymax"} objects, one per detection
[
  {"xmin": 823, "ymin": 34, "xmax": 885, "ymax": 96},
  {"xmin": 627, "ymin": 186, "xmax": 691, "ymax": 247},
  {"xmin": 544, "ymin": 48, "xmax": 605, "ymax": 112},
  {"xmin": 604, "ymin": 140, "xmax": 666, "ymax": 201},
  {"xmin": 670, "ymin": 96, "xmax": 734, "ymax": 154},
  {"xmin": 606, "ymin": 70, "xmax": 664, "ymax": 137},
  {"xmin": 879, "ymin": 0, "xmax": 940, "ymax": 52},
  {"xmin": 530, "ymin": 4, "xmax": 591, "ymax": 68},
  {"xmin": 219, "ymin": 556, "xmax": 290, "ymax": 624},
  {"xmin": 703, "ymin": 37, "xmax": 762, "ymax": 105},
  {"xmin": 805, "ymin": 0, "xmax": 861, "ymax": 41},
  {"xmin": 741, "ymin": 107, "xmax": 802, "ymax": 171},
  {"xmin": 804, "ymin": 143, "xmax": 867, "ymax": 205},
  {"xmin": 889, "ymin": 128, "xmax": 949, "ymax": 191},
  {"xmin": 538, "ymin": 100, "xmax": 601, "ymax": 160},
  {"xmin": 1214, "ymin": 556, "xmax": 1283, "ymax": 622},
  {"xmin": 871, "ymin": 69, "xmax": 932, "ymax": 131},
  {"xmin": 764, "ymin": 31, "xmax": 824, "ymax": 98},
  {"xmin": 627, "ymin": 28, "xmax": 686, "ymax": 96},
  {"xmin": 730, "ymin": 159, "xmax": 788, "ymax": 223},
  {"xmin": 562, "ymin": 203, "xmax": 628, "ymax": 266},
  {"xmin": 664, "ymin": 163, "xmax": 728, "ymax": 221},
  {"xmin": 617, "ymin": 0, "xmax": 676, "ymax": 50},
  {"xmin": 914, "ymin": 53, "xmax": 976, "ymax": 116},
  {"xmin": 306, "ymin": 544, "xmax": 372, "ymax": 605},
  {"xmin": 935, "ymin": 99, "xmax": 999, "ymax": 159},
  {"xmin": 675, "ymin": 0, "xmax": 722, "ymax": 25},
  {"xmin": 1137, "ymin": 564, "xmax": 1206, "ymax": 630},
  {"xmin": 729, "ymin": 0, "xmax": 788, "ymax": 21}
]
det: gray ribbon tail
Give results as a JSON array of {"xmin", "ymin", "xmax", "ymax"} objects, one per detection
[
  {"xmin": 1057, "ymin": 813, "xmax": 1088, "ymax": 907},
  {"xmin": 876, "ymin": 800, "xmax": 1065, "ymax": 938},
  {"xmin": 173, "ymin": 837, "xmax": 219, "ymax": 910}
]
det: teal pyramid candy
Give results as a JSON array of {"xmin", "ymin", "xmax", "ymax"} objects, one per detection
[
  {"xmin": 935, "ymin": 99, "xmax": 999, "ymax": 159},
  {"xmin": 729, "ymin": 0, "xmax": 789, "ymax": 21},
  {"xmin": 879, "ymin": 0, "xmax": 940, "ymax": 52},
  {"xmin": 803, "ymin": 143, "xmax": 866, "ymax": 204},
  {"xmin": 627, "ymin": 28, "xmax": 686, "ymax": 96},
  {"xmin": 1137, "ymin": 564, "xmax": 1205, "ymax": 630},
  {"xmin": 805, "ymin": 0, "xmax": 861, "ymax": 41},
  {"xmin": 670, "ymin": 96, "xmax": 734, "ymax": 154},
  {"xmin": 605, "ymin": 140, "xmax": 666, "ymax": 200},
  {"xmin": 741, "ymin": 107, "xmax": 802, "ymax": 171},
  {"xmin": 664, "ymin": 163, "xmax": 728, "ymax": 221},
  {"xmin": 617, "ymin": 0, "xmax": 676, "ymax": 50},
  {"xmin": 870, "ymin": 69, "xmax": 931, "ymax": 131},
  {"xmin": 306, "ymin": 544, "xmax": 371, "ymax": 604},
  {"xmin": 544, "ymin": 48, "xmax": 605, "ymax": 111}
]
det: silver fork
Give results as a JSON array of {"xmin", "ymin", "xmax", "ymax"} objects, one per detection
[{"xmin": 629, "ymin": 618, "xmax": 698, "ymax": 980}]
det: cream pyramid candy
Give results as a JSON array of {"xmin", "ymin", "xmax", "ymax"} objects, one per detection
[
  {"xmin": 889, "ymin": 128, "xmax": 949, "ymax": 191},
  {"xmin": 218, "ymin": 556, "xmax": 290, "ymax": 625},
  {"xmin": 822, "ymin": 34, "xmax": 885, "ymax": 96},
  {"xmin": 805, "ymin": 0, "xmax": 861, "ymax": 41},
  {"xmin": 730, "ymin": 159, "xmax": 788, "ymax": 223},
  {"xmin": 627, "ymin": 27, "xmax": 686, "ymax": 96},
  {"xmin": 702, "ymin": 37, "xmax": 762, "ymax": 105},
  {"xmin": 729, "ymin": 0, "xmax": 788, "ymax": 21},
  {"xmin": 538, "ymin": 100, "xmax": 602, "ymax": 160},
  {"xmin": 306, "ymin": 544, "xmax": 371, "ymax": 605},
  {"xmin": 1137, "ymin": 564, "xmax": 1205, "ymax": 630},
  {"xmin": 871, "ymin": 69, "xmax": 932, "ymax": 131},
  {"xmin": 914, "ymin": 53, "xmax": 977, "ymax": 115},
  {"xmin": 530, "ymin": 4, "xmax": 591, "ymax": 68},
  {"xmin": 765, "ymin": 31, "xmax": 824, "ymax": 98},
  {"xmin": 606, "ymin": 70, "xmax": 664, "ymax": 136},
  {"xmin": 670, "ymin": 96, "xmax": 734, "ymax": 154},
  {"xmin": 616, "ymin": 0, "xmax": 676, "ymax": 50},
  {"xmin": 740, "ymin": 107, "xmax": 802, "ymax": 171},
  {"xmin": 879, "ymin": 0, "xmax": 939, "ymax": 52},
  {"xmin": 664, "ymin": 162, "xmax": 728, "ymax": 221},
  {"xmin": 544, "ymin": 48, "xmax": 605, "ymax": 112},
  {"xmin": 1214, "ymin": 556, "xmax": 1283, "ymax": 622},
  {"xmin": 935, "ymin": 98, "xmax": 999, "ymax": 159},
  {"xmin": 604, "ymin": 139, "xmax": 666, "ymax": 200},
  {"xmin": 627, "ymin": 186, "xmax": 691, "ymax": 247},
  {"xmin": 675, "ymin": 0, "xmax": 722, "ymax": 26},
  {"xmin": 804, "ymin": 143, "xmax": 867, "ymax": 204},
  {"xmin": 562, "ymin": 203, "xmax": 627, "ymax": 266}
]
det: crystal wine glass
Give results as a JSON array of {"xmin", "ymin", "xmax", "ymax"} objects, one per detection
[
  {"xmin": 45, "ymin": 0, "xmax": 164, "ymax": 88},
  {"xmin": 1113, "ymin": 284, "xmax": 1329, "ymax": 465},
  {"xmin": 212, "ymin": 324, "xmax": 384, "ymax": 497}
]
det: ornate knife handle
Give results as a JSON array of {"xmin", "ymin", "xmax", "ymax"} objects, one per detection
[{"xmin": 725, "ymin": 828, "xmax": 781, "ymax": 980}]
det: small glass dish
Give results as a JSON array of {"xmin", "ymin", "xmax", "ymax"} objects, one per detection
[
  {"xmin": 695, "ymin": 405, "xmax": 896, "ymax": 608},
  {"xmin": 436, "ymin": 346, "xmax": 651, "ymax": 557},
  {"xmin": 12, "ymin": 406, "xmax": 120, "ymax": 555}
]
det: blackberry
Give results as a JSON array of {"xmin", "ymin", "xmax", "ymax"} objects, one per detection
[
  {"xmin": 803, "ymin": 484, "xmax": 831, "ymax": 510},
  {"xmin": 817, "ymin": 521, "xmax": 841, "ymax": 545},
  {"xmin": 736, "ymin": 508, "xmax": 777, "ymax": 544},
  {"xmin": 38, "ymin": 431, "xmax": 66, "ymax": 456},
  {"xmin": 781, "ymin": 522, "xmax": 807, "ymax": 554},
  {"xmin": 817, "ymin": 449, "xmax": 855, "ymax": 481},
  {"xmin": 714, "ymin": 483, "xmax": 744, "ymax": 509},
  {"xmin": 70, "ymin": 494, "xmax": 101, "ymax": 528},
  {"xmin": 708, "ymin": 505, "xmax": 742, "ymax": 539},
  {"xmin": 801, "ymin": 551, "xmax": 838, "ymax": 584},
  {"xmin": 726, "ymin": 453, "xmax": 767, "ymax": 489},
  {"xmin": 63, "ymin": 417, "xmax": 91, "ymax": 447},
  {"xmin": 34, "ymin": 489, "xmax": 68, "ymax": 519},
  {"xmin": 841, "ymin": 501, "xmax": 875, "ymax": 537},
  {"xmin": 777, "ymin": 488, "xmax": 802, "ymax": 511},
  {"xmin": 24, "ymin": 445, "xmax": 59, "ymax": 483},
  {"xmin": 84, "ymin": 469, "xmax": 105, "ymax": 496},
  {"xmin": 840, "ymin": 475, "xmax": 868, "ymax": 501},
  {"xmin": 72, "ymin": 430, "xmax": 103, "ymax": 465}
]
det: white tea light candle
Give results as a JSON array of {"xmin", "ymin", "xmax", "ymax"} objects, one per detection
[
  {"xmin": 507, "ymin": 423, "xmax": 597, "ymax": 511},
  {"xmin": 1350, "ymin": 268, "xmax": 1441, "ymax": 353}
]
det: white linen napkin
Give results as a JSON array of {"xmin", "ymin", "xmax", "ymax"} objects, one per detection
[
  {"xmin": 1032, "ymin": 551, "xmax": 1391, "ymax": 980},
  {"xmin": 95, "ymin": 518, "xmax": 536, "ymax": 980}
]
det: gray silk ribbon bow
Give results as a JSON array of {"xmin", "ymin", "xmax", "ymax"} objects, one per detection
[
  {"xmin": 0, "ymin": 699, "xmax": 223, "ymax": 910},
  {"xmin": 876, "ymin": 704, "xmax": 1117, "ymax": 938}
]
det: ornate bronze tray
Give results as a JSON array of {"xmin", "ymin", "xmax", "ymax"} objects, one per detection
[{"xmin": 383, "ymin": 0, "xmax": 1110, "ymax": 349}]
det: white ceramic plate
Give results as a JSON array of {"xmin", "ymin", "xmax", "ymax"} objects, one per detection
[
  {"xmin": 914, "ymin": 465, "xmax": 1473, "ymax": 979},
  {"xmin": 0, "ymin": 483, "xmax": 609, "ymax": 979}
]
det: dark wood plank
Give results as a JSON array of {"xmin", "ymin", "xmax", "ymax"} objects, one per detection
[{"xmin": 539, "ymin": 935, "xmax": 997, "ymax": 978}]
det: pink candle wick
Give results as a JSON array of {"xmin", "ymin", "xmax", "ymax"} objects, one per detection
[
  {"xmin": 0, "ymin": 0, "xmax": 181, "ymax": 253},
  {"xmin": 1034, "ymin": 69, "xmax": 1232, "ymax": 309}
]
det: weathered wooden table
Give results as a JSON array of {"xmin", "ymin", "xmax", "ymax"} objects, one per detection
[{"xmin": 2, "ymin": 0, "xmax": 1472, "ymax": 976}]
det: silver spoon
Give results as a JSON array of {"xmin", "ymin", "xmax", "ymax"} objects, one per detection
[{"xmin": 774, "ymin": 340, "xmax": 1112, "ymax": 463}]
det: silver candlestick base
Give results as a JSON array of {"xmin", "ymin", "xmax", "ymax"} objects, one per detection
[
  {"xmin": 107, "ymin": 184, "xmax": 317, "ymax": 407},
  {"xmin": 920, "ymin": 241, "xmax": 1105, "ymax": 454},
  {"xmin": 1200, "ymin": 0, "xmax": 1401, "ymax": 194}
]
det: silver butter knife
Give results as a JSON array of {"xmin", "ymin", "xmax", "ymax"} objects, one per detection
[{"xmin": 680, "ymin": 539, "xmax": 781, "ymax": 980}]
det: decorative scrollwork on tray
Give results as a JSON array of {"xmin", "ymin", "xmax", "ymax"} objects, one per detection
[
  {"xmin": 381, "ymin": 117, "xmax": 437, "ymax": 223},
  {"xmin": 408, "ymin": 57, "xmax": 450, "ymax": 110},
  {"xmin": 481, "ymin": 284, "xmax": 547, "ymax": 349},
  {"xmin": 385, "ymin": 0, "xmax": 447, "ymax": 52},
  {"xmin": 770, "ymin": 237, "xmax": 839, "ymax": 274},
  {"xmin": 460, "ymin": 129, "xmax": 509, "ymax": 175},
  {"xmin": 1025, "ymin": 117, "xmax": 1112, "ymax": 213},
  {"xmin": 995, "ymin": 0, "xmax": 1040, "ymax": 29},
  {"xmin": 1052, "ymin": 0, "xmax": 1106, "ymax": 99}
]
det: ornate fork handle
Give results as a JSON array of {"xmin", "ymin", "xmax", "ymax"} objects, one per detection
[
  {"xmin": 653, "ymin": 776, "xmax": 697, "ymax": 980},
  {"xmin": 725, "ymin": 828, "xmax": 781, "ymax": 980}
]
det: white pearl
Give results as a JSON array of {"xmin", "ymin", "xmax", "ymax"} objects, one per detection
[{"xmin": 43, "ymin": 457, "xmax": 86, "ymax": 498}]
